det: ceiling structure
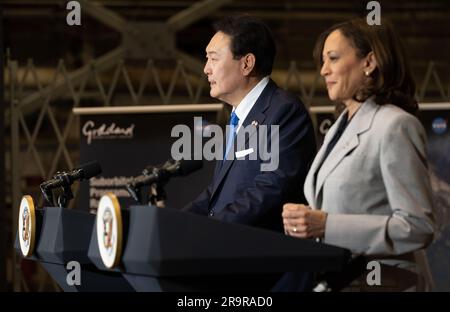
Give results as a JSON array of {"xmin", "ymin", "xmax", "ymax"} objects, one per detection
[
  {"xmin": 3, "ymin": 0, "xmax": 450, "ymax": 101},
  {"xmin": 3, "ymin": 0, "xmax": 450, "ymax": 63}
]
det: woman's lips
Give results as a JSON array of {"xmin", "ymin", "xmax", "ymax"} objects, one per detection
[{"xmin": 326, "ymin": 81, "xmax": 336, "ymax": 88}]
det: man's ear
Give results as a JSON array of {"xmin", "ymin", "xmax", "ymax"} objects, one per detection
[
  {"xmin": 241, "ymin": 53, "xmax": 256, "ymax": 76},
  {"xmin": 364, "ymin": 51, "xmax": 377, "ymax": 75}
]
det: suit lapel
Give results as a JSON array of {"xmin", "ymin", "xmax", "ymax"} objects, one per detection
[
  {"xmin": 304, "ymin": 111, "xmax": 344, "ymax": 208},
  {"xmin": 314, "ymin": 99, "xmax": 379, "ymax": 200},
  {"xmin": 209, "ymin": 79, "xmax": 275, "ymax": 200}
]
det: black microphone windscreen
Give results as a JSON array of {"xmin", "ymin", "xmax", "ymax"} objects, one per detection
[
  {"xmin": 178, "ymin": 159, "xmax": 203, "ymax": 176},
  {"xmin": 77, "ymin": 160, "xmax": 102, "ymax": 180}
]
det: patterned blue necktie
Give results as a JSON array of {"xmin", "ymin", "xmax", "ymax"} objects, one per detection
[{"xmin": 224, "ymin": 111, "xmax": 239, "ymax": 160}]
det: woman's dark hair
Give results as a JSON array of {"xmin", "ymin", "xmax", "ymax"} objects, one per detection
[
  {"xmin": 213, "ymin": 14, "xmax": 276, "ymax": 77},
  {"xmin": 313, "ymin": 18, "xmax": 418, "ymax": 115}
]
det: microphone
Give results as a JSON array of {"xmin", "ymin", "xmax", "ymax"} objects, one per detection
[
  {"xmin": 40, "ymin": 161, "xmax": 102, "ymax": 190},
  {"xmin": 134, "ymin": 158, "xmax": 203, "ymax": 188},
  {"xmin": 126, "ymin": 158, "xmax": 203, "ymax": 202},
  {"xmin": 40, "ymin": 161, "xmax": 102, "ymax": 206}
]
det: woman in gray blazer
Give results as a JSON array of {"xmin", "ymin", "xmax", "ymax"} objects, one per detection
[{"xmin": 282, "ymin": 18, "xmax": 435, "ymax": 291}]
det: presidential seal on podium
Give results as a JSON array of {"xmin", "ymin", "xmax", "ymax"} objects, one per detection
[
  {"xmin": 96, "ymin": 193, "xmax": 123, "ymax": 269},
  {"xmin": 18, "ymin": 195, "xmax": 37, "ymax": 257}
]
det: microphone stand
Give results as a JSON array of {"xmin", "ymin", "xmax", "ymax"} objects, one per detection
[
  {"xmin": 125, "ymin": 180, "xmax": 167, "ymax": 206},
  {"xmin": 148, "ymin": 182, "xmax": 166, "ymax": 207},
  {"xmin": 126, "ymin": 165, "xmax": 169, "ymax": 206},
  {"xmin": 40, "ymin": 184, "xmax": 55, "ymax": 207},
  {"xmin": 40, "ymin": 172, "xmax": 74, "ymax": 208},
  {"xmin": 57, "ymin": 181, "xmax": 74, "ymax": 208}
]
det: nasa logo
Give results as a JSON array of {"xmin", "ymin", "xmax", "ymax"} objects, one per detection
[{"xmin": 432, "ymin": 117, "xmax": 447, "ymax": 135}]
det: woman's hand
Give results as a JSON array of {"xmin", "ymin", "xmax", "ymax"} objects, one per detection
[{"xmin": 282, "ymin": 203, "xmax": 328, "ymax": 239}]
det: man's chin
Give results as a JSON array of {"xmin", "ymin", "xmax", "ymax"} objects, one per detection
[{"xmin": 210, "ymin": 90, "xmax": 219, "ymax": 99}]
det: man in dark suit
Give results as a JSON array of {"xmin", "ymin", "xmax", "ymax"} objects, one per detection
[
  {"xmin": 181, "ymin": 14, "xmax": 316, "ymax": 292},
  {"xmin": 183, "ymin": 14, "xmax": 316, "ymax": 236}
]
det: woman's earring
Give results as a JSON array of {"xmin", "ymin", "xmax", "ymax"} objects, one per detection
[{"xmin": 365, "ymin": 71, "xmax": 370, "ymax": 76}]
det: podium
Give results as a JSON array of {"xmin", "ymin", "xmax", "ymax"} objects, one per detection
[
  {"xmin": 16, "ymin": 207, "xmax": 134, "ymax": 292},
  {"xmin": 88, "ymin": 205, "xmax": 351, "ymax": 291}
]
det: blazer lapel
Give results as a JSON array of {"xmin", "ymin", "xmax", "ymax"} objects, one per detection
[
  {"xmin": 304, "ymin": 111, "xmax": 344, "ymax": 208},
  {"xmin": 314, "ymin": 99, "xmax": 379, "ymax": 200},
  {"xmin": 209, "ymin": 79, "xmax": 275, "ymax": 201}
]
